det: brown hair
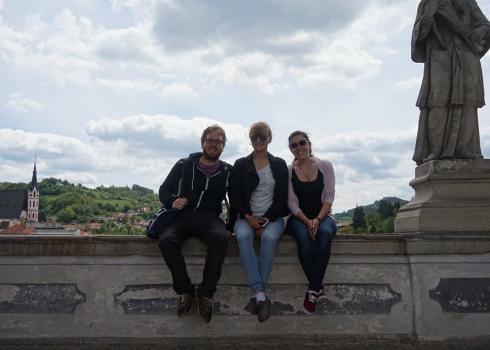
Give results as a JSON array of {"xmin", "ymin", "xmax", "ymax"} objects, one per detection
[
  {"xmin": 201, "ymin": 124, "xmax": 227, "ymax": 146},
  {"xmin": 249, "ymin": 121, "xmax": 272, "ymax": 140},
  {"xmin": 288, "ymin": 130, "xmax": 312, "ymax": 156}
]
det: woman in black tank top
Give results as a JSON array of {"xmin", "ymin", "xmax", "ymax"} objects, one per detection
[{"xmin": 286, "ymin": 130, "xmax": 337, "ymax": 315}]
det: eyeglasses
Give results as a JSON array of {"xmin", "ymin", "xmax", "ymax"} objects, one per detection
[
  {"xmin": 205, "ymin": 138, "xmax": 224, "ymax": 146},
  {"xmin": 250, "ymin": 134, "xmax": 268, "ymax": 142},
  {"xmin": 289, "ymin": 139, "xmax": 308, "ymax": 149}
]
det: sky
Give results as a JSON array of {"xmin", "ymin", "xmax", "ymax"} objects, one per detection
[{"xmin": 1, "ymin": 0, "xmax": 490, "ymax": 213}]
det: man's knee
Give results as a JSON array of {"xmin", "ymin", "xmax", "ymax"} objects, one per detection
[
  {"xmin": 213, "ymin": 230, "xmax": 229, "ymax": 251},
  {"xmin": 205, "ymin": 234, "xmax": 229, "ymax": 261},
  {"xmin": 159, "ymin": 232, "xmax": 181, "ymax": 253}
]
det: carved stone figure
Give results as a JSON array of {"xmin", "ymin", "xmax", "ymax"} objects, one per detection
[{"xmin": 412, "ymin": 0, "xmax": 490, "ymax": 164}]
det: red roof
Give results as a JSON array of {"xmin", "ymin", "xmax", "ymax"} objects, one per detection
[{"xmin": 0, "ymin": 224, "xmax": 35, "ymax": 235}]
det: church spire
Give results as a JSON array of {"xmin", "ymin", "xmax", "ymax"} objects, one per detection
[{"xmin": 29, "ymin": 155, "xmax": 38, "ymax": 190}]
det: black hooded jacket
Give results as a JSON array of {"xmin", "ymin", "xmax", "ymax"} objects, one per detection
[{"xmin": 159, "ymin": 152, "xmax": 232, "ymax": 216}]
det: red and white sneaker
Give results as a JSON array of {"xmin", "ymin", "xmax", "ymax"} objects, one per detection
[{"xmin": 303, "ymin": 290, "xmax": 319, "ymax": 315}]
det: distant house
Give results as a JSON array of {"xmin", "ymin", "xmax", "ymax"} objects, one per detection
[{"xmin": 0, "ymin": 161, "xmax": 40, "ymax": 228}]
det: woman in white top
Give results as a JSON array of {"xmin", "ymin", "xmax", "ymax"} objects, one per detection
[{"xmin": 229, "ymin": 122, "xmax": 289, "ymax": 322}]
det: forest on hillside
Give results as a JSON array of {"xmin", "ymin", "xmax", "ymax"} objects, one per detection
[{"xmin": 0, "ymin": 178, "xmax": 161, "ymax": 224}]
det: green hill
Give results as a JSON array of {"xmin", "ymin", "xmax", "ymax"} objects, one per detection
[
  {"xmin": 334, "ymin": 196, "xmax": 408, "ymax": 223},
  {"xmin": 0, "ymin": 178, "xmax": 161, "ymax": 223}
]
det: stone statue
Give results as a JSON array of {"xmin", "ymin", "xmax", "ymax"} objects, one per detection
[{"xmin": 411, "ymin": 0, "xmax": 490, "ymax": 164}]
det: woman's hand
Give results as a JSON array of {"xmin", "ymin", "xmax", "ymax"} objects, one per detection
[
  {"xmin": 246, "ymin": 214, "xmax": 265, "ymax": 237},
  {"xmin": 245, "ymin": 214, "xmax": 262, "ymax": 230},
  {"xmin": 309, "ymin": 218, "xmax": 320, "ymax": 240}
]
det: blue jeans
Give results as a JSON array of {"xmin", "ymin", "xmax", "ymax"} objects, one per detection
[
  {"xmin": 286, "ymin": 215, "xmax": 337, "ymax": 292},
  {"xmin": 234, "ymin": 218, "xmax": 285, "ymax": 293}
]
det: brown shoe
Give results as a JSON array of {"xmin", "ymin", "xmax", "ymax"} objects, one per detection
[
  {"xmin": 177, "ymin": 291, "xmax": 195, "ymax": 317},
  {"xmin": 244, "ymin": 298, "xmax": 258, "ymax": 315},
  {"xmin": 197, "ymin": 294, "xmax": 213, "ymax": 323}
]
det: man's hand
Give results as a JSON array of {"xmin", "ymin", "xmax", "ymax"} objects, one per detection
[{"xmin": 172, "ymin": 197, "xmax": 188, "ymax": 210}]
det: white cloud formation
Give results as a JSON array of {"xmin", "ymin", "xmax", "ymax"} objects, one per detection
[
  {"xmin": 0, "ymin": 128, "xmax": 100, "ymax": 167},
  {"xmin": 161, "ymin": 82, "xmax": 197, "ymax": 98},
  {"xmin": 85, "ymin": 114, "xmax": 250, "ymax": 158},
  {"xmin": 0, "ymin": 0, "xmax": 414, "ymax": 92},
  {"xmin": 95, "ymin": 78, "xmax": 159, "ymax": 91},
  {"xmin": 0, "ymin": 9, "xmax": 99, "ymax": 86},
  {"xmin": 5, "ymin": 93, "xmax": 44, "ymax": 112},
  {"xmin": 53, "ymin": 172, "xmax": 98, "ymax": 186}
]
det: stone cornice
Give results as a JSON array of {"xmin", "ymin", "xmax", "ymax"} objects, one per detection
[{"xmin": 0, "ymin": 233, "xmax": 488, "ymax": 256}]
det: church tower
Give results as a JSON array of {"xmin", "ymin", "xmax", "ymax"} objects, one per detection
[{"xmin": 27, "ymin": 158, "xmax": 39, "ymax": 223}]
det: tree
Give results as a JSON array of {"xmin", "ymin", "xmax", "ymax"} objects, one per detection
[
  {"xmin": 351, "ymin": 205, "xmax": 366, "ymax": 233},
  {"xmin": 57, "ymin": 207, "xmax": 76, "ymax": 223},
  {"xmin": 378, "ymin": 199, "xmax": 394, "ymax": 220},
  {"xmin": 366, "ymin": 213, "xmax": 381, "ymax": 234},
  {"xmin": 382, "ymin": 217, "xmax": 395, "ymax": 233}
]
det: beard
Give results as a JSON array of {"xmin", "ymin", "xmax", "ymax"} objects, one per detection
[{"xmin": 202, "ymin": 147, "xmax": 222, "ymax": 162}]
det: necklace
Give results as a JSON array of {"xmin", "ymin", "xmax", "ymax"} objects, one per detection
[{"xmin": 295, "ymin": 159, "xmax": 315, "ymax": 181}]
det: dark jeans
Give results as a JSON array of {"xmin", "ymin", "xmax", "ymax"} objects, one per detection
[
  {"xmin": 159, "ymin": 209, "xmax": 229, "ymax": 298},
  {"xmin": 286, "ymin": 215, "xmax": 337, "ymax": 292}
]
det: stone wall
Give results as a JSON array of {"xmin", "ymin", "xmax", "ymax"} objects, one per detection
[{"xmin": 0, "ymin": 234, "xmax": 489, "ymax": 349}]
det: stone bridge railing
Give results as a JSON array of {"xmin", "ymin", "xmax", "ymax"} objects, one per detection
[{"xmin": 0, "ymin": 233, "xmax": 489, "ymax": 349}]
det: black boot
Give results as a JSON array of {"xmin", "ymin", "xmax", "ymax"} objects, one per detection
[{"xmin": 197, "ymin": 294, "xmax": 213, "ymax": 323}]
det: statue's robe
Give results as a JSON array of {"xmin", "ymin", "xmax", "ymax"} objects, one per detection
[{"xmin": 411, "ymin": 0, "xmax": 490, "ymax": 163}]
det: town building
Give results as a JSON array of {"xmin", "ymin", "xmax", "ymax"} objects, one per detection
[{"xmin": 0, "ymin": 160, "xmax": 40, "ymax": 228}]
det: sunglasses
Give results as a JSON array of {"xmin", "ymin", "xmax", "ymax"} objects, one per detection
[
  {"xmin": 289, "ymin": 139, "xmax": 308, "ymax": 149},
  {"xmin": 250, "ymin": 134, "xmax": 268, "ymax": 142}
]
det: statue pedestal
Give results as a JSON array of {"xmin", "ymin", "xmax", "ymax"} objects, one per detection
[{"xmin": 395, "ymin": 159, "xmax": 490, "ymax": 233}]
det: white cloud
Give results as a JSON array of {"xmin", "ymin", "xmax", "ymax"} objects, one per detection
[
  {"xmin": 0, "ymin": 9, "xmax": 99, "ymax": 86},
  {"xmin": 53, "ymin": 172, "xmax": 98, "ymax": 186},
  {"xmin": 5, "ymin": 93, "xmax": 44, "ymax": 112},
  {"xmin": 0, "ymin": 0, "xmax": 414, "ymax": 93},
  {"xmin": 95, "ymin": 78, "xmax": 159, "ymax": 91},
  {"xmin": 161, "ymin": 82, "xmax": 197, "ymax": 97},
  {"xmin": 85, "ymin": 114, "xmax": 249, "ymax": 157},
  {"xmin": 0, "ymin": 128, "xmax": 99, "ymax": 166}
]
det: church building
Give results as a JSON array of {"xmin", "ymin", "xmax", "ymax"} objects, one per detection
[{"xmin": 0, "ymin": 161, "xmax": 40, "ymax": 228}]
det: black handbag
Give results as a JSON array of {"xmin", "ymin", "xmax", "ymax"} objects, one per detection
[
  {"xmin": 146, "ymin": 158, "xmax": 188, "ymax": 240},
  {"xmin": 146, "ymin": 207, "xmax": 180, "ymax": 240}
]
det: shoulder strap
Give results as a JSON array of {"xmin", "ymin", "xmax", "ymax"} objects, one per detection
[
  {"xmin": 177, "ymin": 158, "xmax": 188, "ymax": 196},
  {"xmin": 222, "ymin": 164, "xmax": 231, "ymax": 219}
]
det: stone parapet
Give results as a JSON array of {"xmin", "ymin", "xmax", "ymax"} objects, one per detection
[{"xmin": 0, "ymin": 234, "xmax": 489, "ymax": 349}]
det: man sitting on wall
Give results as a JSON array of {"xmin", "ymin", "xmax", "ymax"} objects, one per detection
[{"xmin": 158, "ymin": 124, "xmax": 232, "ymax": 323}]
